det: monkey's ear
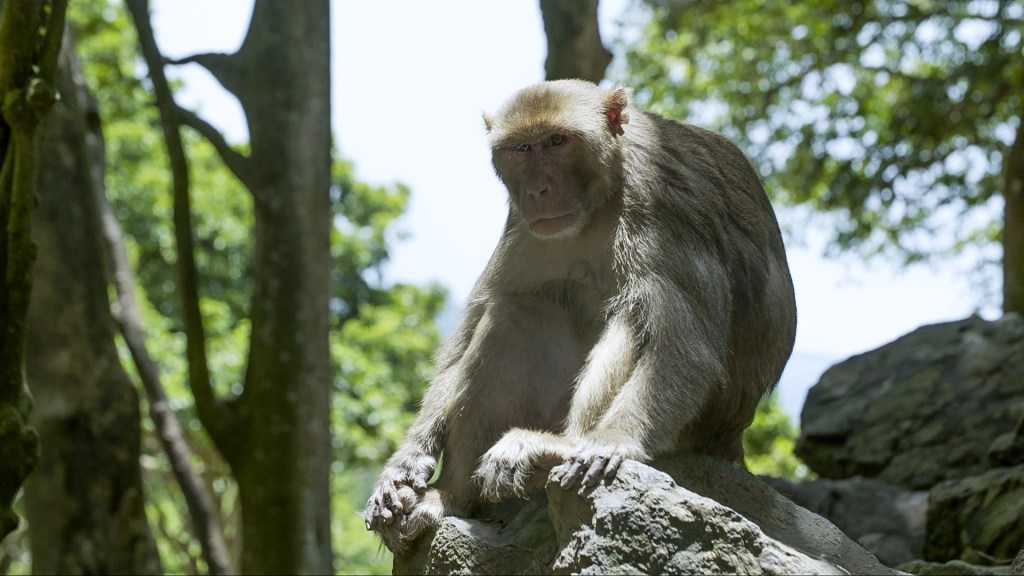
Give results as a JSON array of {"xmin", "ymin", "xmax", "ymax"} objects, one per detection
[
  {"xmin": 604, "ymin": 87, "xmax": 630, "ymax": 137},
  {"xmin": 482, "ymin": 112, "xmax": 494, "ymax": 133}
]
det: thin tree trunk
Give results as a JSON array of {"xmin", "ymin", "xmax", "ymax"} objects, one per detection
[
  {"xmin": 1004, "ymin": 116, "xmax": 1024, "ymax": 316},
  {"xmin": 23, "ymin": 41, "xmax": 161, "ymax": 575},
  {"xmin": 539, "ymin": 0, "xmax": 612, "ymax": 83}
]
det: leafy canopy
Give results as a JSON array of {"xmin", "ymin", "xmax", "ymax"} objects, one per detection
[{"xmin": 623, "ymin": 0, "xmax": 1022, "ymax": 283}]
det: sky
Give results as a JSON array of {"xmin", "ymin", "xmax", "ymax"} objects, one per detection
[{"xmin": 149, "ymin": 0, "xmax": 990, "ymax": 415}]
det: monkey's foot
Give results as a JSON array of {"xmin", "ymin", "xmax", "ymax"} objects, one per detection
[
  {"xmin": 364, "ymin": 455, "xmax": 436, "ymax": 532},
  {"xmin": 551, "ymin": 434, "xmax": 648, "ymax": 490},
  {"xmin": 474, "ymin": 428, "xmax": 570, "ymax": 502},
  {"xmin": 373, "ymin": 488, "xmax": 446, "ymax": 553}
]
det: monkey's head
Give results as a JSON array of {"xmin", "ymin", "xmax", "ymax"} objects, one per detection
[{"xmin": 484, "ymin": 80, "xmax": 630, "ymax": 239}]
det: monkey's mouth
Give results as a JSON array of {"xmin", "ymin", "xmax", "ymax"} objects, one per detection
[{"xmin": 529, "ymin": 212, "xmax": 578, "ymax": 237}]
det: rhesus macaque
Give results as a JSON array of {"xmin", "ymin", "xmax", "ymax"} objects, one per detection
[{"xmin": 365, "ymin": 79, "xmax": 797, "ymax": 552}]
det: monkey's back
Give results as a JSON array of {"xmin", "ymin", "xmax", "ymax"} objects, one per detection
[{"xmin": 617, "ymin": 111, "xmax": 797, "ymax": 457}]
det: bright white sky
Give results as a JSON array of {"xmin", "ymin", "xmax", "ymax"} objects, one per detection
[{"xmin": 150, "ymin": 0, "xmax": 986, "ymax": 365}]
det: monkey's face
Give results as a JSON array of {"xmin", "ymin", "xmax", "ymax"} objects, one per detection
[{"xmin": 493, "ymin": 132, "xmax": 598, "ymax": 239}]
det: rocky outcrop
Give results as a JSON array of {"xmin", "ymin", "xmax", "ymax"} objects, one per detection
[
  {"xmin": 797, "ymin": 314, "xmax": 1024, "ymax": 490},
  {"xmin": 897, "ymin": 559, "xmax": 1015, "ymax": 576},
  {"xmin": 763, "ymin": 475, "xmax": 927, "ymax": 567},
  {"xmin": 792, "ymin": 314, "xmax": 1024, "ymax": 574},
  {"xmin": 924, "ymin": 465, "xmax": 1024, "ymax": 564},
  {"xmin": 395, "ymin": 454, "xmax": 897, "ymax": 575}
]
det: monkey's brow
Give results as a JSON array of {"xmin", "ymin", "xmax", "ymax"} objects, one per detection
[{"xmin": 492, "ymin": 127, "xmax": 577, "ymax": 150}]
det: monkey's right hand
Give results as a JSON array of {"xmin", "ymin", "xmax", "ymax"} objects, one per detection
[{"xmin": 363, "ymin": 453, "xmax": 436, "ymax": 531}]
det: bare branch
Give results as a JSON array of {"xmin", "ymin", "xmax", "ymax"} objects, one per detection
[
  {"xmin": 96, "ymin": 161, "xmax": 236, "ymax": 576},
  {"xmin": 124, "ymin": 0, "xmax": 227, "ymax": 444},
  {"xmin": 165, "ymin": 52, "xmax": 242, "ymax": 94},
  {"xmin": 166, "ymin": 52, "xmax": 227, "ymax": 67},
  {"xmin": 174, "ymin": 104, "xmax": 256, "ymax": 190}
]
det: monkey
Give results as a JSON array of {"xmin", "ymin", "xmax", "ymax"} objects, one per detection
[{"xmin": 364, "ymin": 79, "xmax": 797, "ymax": 552}]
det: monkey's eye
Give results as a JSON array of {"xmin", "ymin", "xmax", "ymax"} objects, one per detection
[
  {"xmin": 546, "ymin": 134, "xmax": 567, "ymax": 147},
  {"xmin": 512, "ymin": 143, "xmax": 532, "ymax": 153}
]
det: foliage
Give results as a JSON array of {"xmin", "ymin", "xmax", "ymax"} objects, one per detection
[
  {"xmin": 621, "ymin": 0, "xmax": 1023, "ymax": 303},
  {"xmin": 743, "ymin": 395, "xmax": 810, "ymax": 479}
]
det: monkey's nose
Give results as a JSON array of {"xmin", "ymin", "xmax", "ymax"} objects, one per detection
[{"xmin": 527, "ymin": 187, "xmax": 548, "ymax": 200}]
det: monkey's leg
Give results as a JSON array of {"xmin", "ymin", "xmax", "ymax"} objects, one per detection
[
  {"xmin": 468, "ymin": 296, "xmax": 585, "ymax": 501},
  {"xmin": 370, "ymin": 296, "xmax": 582, "ymax": 547}
]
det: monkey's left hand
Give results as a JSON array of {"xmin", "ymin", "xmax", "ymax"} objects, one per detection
[{"xmin": 551, "ymin": 432, "xmax": 648, "ymax": 490}]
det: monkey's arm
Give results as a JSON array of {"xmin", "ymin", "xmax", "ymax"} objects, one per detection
[
  {"xmin": 363, "ymin": 300, "xmax": 488, "ymax": 530},
  {"xmin": 558, "ymin": 259, "xmax": 732, "ymax": 487}
]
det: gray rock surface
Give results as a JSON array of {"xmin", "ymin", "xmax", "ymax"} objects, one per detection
[
  {"xmin": 763, "ymin": 475, "xmax": 927, "ymax": 567},
  {"xmin": 797, "ymin": 314, "xmax": 1024, "ymax": 489},
  {"xmin": 897, "ymin": 559, "xmax": 1013, "ymax": 575},
  {"xmin": 924, "ymin": 464, "xmax": 1024, "ymax": 564},
  {"xmin": 395, "ymin": 454, "xmax": 898, "ymax": 575}
]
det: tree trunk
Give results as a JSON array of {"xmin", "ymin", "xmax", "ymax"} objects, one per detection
[
  {"xmin": 230, "ymin": 4, "xmax": 333, "ymax": 572},
  {"xmin": 125, "ymin": 1, "xmax": 334, "ymax": 572},
  {"xmin": 22, "ymin": 42, "xmax": 161, "ymax": 574},
  {"xmin": 0, "ymin": 0, "xmax": 65, "ymax": 542},
  {"xmin": 1004, "ymin": 117, "xmax": 1024, "ymax": 316},
  {"xmin": 539, "ymin": 0, "xmax": 612, "ymax": 83}
]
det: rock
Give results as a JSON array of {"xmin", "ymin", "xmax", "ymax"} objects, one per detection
[
  {"xmin": 797, "ymin": 314, "xmax": 1024, "ymax": 489},
  {"xmin": 395, "ymin": 454, "xmax": 898, "ymax": 575},
  {"xmin": 988, "ymin": 416, "xmax": 1024, "ymax": 467},
  {"xmin": 762, "ymin": 475, "xmax": 927, "ymax": 567},
  {"xmin": 924, "ymin": 465, "xmax": 1024, "ymax": 564},
  {"xmin": 897, "ymin": 559, "xmax": 1012, "ymax": 575},
  {"xmin": 393, "ymin": 497, "xmax": 557, "ymax": 575}
]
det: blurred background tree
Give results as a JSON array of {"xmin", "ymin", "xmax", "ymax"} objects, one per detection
[
  {"xmin": 2, "ymin": 0, "xmax": 442, "ymax": 573},
  {"xmin": 622, "ymin": 0, "xmax": 1024, "ymax": 314}
]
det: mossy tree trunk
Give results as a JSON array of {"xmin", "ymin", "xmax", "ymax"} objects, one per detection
[
  {"xmin": 0, "ymin": 0, "xmax": 66, "ymax": 543},
  {"xmin": 23, "ymin": 41, "xmax": 161, "ymax": 574}
]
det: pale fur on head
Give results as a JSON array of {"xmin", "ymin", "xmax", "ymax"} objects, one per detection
[{"xmin": 483, "ymin": 79, "xmax": 631, "ymax": 215}]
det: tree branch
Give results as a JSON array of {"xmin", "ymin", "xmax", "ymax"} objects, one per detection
[
  {"xmin": 166, "ymin": 52, "xmax": 242, "ymax": 94},
  {"xmin": 124, "ymin": 0, "xmax": 228, "ymax": 447},
  {"xmin": 97, "ymin": 175, "xmax": 236, "ymax": 576},
  {"xmin": 174, "ymin": 104, "xmax": 257, "ymax": 190}
]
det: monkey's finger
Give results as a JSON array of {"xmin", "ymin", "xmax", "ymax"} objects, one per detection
[
  {"xmin": 604, "ymin": 453, "xmax": 625, "ymax": 478},
  {"xmin": 558, "ymin": 459, "xmax": 585, "ymax": 489},
  {"xmin": 378, "ymin": 492, "xmax": 403, "ymax": 524},
  {"xmin": 367, "ymin": 503, "xmax": 387, "ymax": 529},
  {"xmin": 580, "ymin": 456, "xmax": 607, "ymax": 488},
  {"xmin": 411, "ymin": 476, "xmax": 429, "ymax": 492}
]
